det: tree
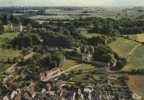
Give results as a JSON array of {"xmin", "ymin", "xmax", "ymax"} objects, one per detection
[
  {"xmin": 88, "ymin": 36, "xmax": 107, "ymax": 46},
  {"xmin": 51, "ymin": 51, "xmax": 64, "ymax": 67},
  {"xmin": 93, "ymin": 44, "xmax": 117, "ymax": 67},
  {"xmin": 9, "ymin": 15, "xmax": 20, "ymax": 24},
  {"xmin": 1, "ymin": 14, "xmax": 8, "ymax": 25},
  {"xmin": 11, "ymin": 33, "xmax": 32, "ymax": 49},
  {"xmin": 31, "ymin": 53, "xmax": 41, "ymax": 65},
  {"xmin": 21, "ymin": 48, "xmax": 29, "ymax": 57},
  {"xmin": 37, "ymin": 51, "xmax": 64, "ymax": 69},
  {"xmin": 31, "ymin": 34, "xmax": 41, "ymax": 45},
  {"xmin": 0, "ymin": 21, "xmax": 4, "ymax": 34},
  {"xmin": 22, "ymin": 64, "xmax": 39, "ymax": 80},
  {"xmin": 38, "ymin": 53, "xmax": 52, "ymax": 69}
]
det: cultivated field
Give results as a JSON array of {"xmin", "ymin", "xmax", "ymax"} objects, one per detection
[
  {"xmin": 109, "ymin": 37, "xmax": 144, "ymax": 71},
  {"xmin": 66, "ymin": 63, "xmax": 104, "ymax": 84},
  {"xmin": 128, "ymin": 75, "xmax": 144, "ymax": 99},
  {"xmin": 109, "ymin": 37, "xmax": 138, "ymax": 58},
  {"xmin": 124, "ymin": 45, "xmax": 144, "ymax": 71},
  {"xmin": 0, "ymin": 48, "xmax": 21, "ymax": 59},
  {"xmin": 126, "ymin": 33, "xmax": 144, "ymax": 42},
  {"xmin": 30, "ymin": 15, "xmax": 76, "ymax": 20},
  {"xmin": 61, "ymin": 59, "xmax": 77, "ymax": 70}
]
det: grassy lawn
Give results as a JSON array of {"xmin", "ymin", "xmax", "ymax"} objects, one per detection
[
  {"xmin": 69, "ymin": 72, "xmax": 108, "ymax": 85},
  {"xmin": 80, "ymin": 30, "xmax": 100, "ymax": 38},
  {"xmin": 67, "ymin": 63, "xmax": 101, "ymax": 84},
  {"xmin": 123, "ymin": 45, "xmax": 144, "ymax": 71},
  {"xmin": 0, "ymin": 32, "xmax": 19, "ymax": 39},
  {"xmin": 82, "ymin": 32, "xmax": 100, "ymax": 38},
  {"xmin": 76, "ymin": 64, "xmax": 95, "ymax": 72},
  {"xmin": 0, "ymin": 38, "xmax": 8, "ymax": 45},
  {"xmin": 0, "ymin": 48, "xmax": 21, "ymax": 59},
  {"xmin": 0, "ymin": 32, "xmax": 19, "ymax": 45},
  {"xmin": 109, "ymin": 37, "xmax": 138, "ymax": 58},
  {"xmin": 109, "ymin": 37, "xmax": 144, "ymax": 71},
  {"xmin": 61, "ymin": 59, "xmax": 78, "ymax": 70},
  {"xmin": 126, "ymin": 33, "xmax": 144, "ymax": 43},
  {"xmin": 61, "ymin": 59, "xmax": 98, "ymax": 83}
]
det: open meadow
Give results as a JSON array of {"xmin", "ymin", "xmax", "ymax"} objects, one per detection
[
  {"xmin": 0, "ymin": 48, "xmax": 21, "ymax": 59},
  {"xmin": 126, "ymin": 33, "xmax": 144, "ymax": 43},
  {"xmin": 109, "ymin": 37, "xmax": 144, "ymax": 71},
  {"xmin": 109, "ymin": 37, "xmax": 138, "ymax": 58},
  {"xmin": 0, "ymin": 32, "xmax": 20, "ymax": 46}
]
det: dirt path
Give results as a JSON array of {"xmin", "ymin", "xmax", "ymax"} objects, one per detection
[{"xmin": 42, "ymin": 64, "xmax": 81, "ymax": 82}]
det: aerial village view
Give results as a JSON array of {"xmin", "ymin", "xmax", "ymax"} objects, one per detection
[{"xmin": 0, "ymin": 0, "xmax": 144, "ymax": 100}]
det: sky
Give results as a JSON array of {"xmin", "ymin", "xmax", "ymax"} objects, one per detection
[{"xmin": 0, "ymin": 0, "xmax": 143, "ymax": 7}]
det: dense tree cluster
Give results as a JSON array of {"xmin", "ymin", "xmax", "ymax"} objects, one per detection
[
  {"xmin": 11, "ymin": 33, "xmax": 32, "ymax": 48},
  {"xmin": 93, "ymin": 44, "xmax": 127, "ymax": 69},
  {"xmin": 34, "ymin": 50, "xmax": 64, "ymax": 68},
  {"xmin": 87, "ymin": 17, "xmax": 144, "ymax": 35},
  {"xmin": 93, "ymin": 45, "xmax": 116, "ymax": 66},
  {"xmin": 39, "ymin": 31, "xmax": 74, "ymax": 48},
  {"xmin": 0, "ymin": 14, "xmax": 33, "ymax": 25},
  {"xmin": 87, "ymin": 35, "xmax": 108, "ymax": 46}
]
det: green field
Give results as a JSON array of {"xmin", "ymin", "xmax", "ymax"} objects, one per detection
[
  {"xmin": 67, "ymin": 63, "xmax": 99, "ymax": 84},
  {"xmin": 0, "ymin": 48, "xmax": 21, "ymax": 59},
  {"xmin": 109, "ymin": 37, "xmax": 144, "ymax": 71},
  {"xmin": 69, "ymin": 73, "xmax": 106, "ymax": 84},
  {"xmin": 95, "ymin": 12, "xmax": 118, "ymax": 19},
  {"xmin": 75, "ymin": 64, "xmax": 95, "ymax": 72},
  {"xmin": 126, "ymin": 33, "xmax": 144, "ymax": 43},
  {"xmin": 61, "ymin": 59, "xmax": 77, "ymax": 70},
  {"xmin": 80, "ymin": 31, "xmax": 100, "ymax": 38},
  {"xmin": 0, "ymin": 32, "xmax": 19, "ymax": 45},
  {"xmin": 124, "ymin": 45, "xmax": 144, "ymax": 71},
  {"xmin": 109, "ymin": 37, "xmax": 138, "ymax": 58},
  {"xmin": 61, "ymin": 59, "xmax": 98, "ymax": 83},
  {"xmin": 30, "ymin": 15, "xmax": 76, "ymax": 20}
]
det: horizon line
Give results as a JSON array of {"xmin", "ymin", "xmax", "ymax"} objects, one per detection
[{"xmin": 0, "ymin": 5, "xmax": 143, "ymax": 8}]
